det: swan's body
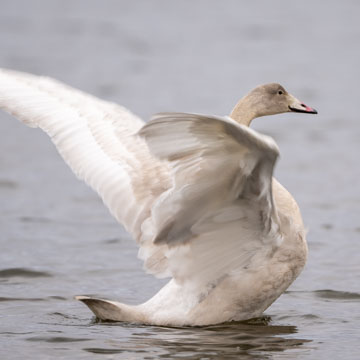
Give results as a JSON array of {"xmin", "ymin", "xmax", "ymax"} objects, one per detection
[{"xmin": 0, "ymin": 69, "xmax": 316, "ymax": 326}]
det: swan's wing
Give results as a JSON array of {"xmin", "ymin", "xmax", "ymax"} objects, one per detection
[
  {"xmin": 139, "ymin": 113, "xmax": 282, "ymax": 285},
  {"xmin": 0, "ymin": 68, "xmax": 171, "ymax": 242}
]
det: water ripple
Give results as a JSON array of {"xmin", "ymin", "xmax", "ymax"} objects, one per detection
[
  {"xmin": 48, "ymin": 296, "xmax": 67, "ymax": 301},
  {"xmin": 49, "ymin": 312, "xmax": 79, "ymax": 319},
  {"xmin": 84, "ymin": 348, "xmax": 124, "ymax": 354},
  {"xmin": 0, "ymin": 179, "xmax": 18, "ymax": 189},
  {"xmin": 0, "ymin": 268, "xmax": 52, "ymax": 278},
  {"xmin": 19, "ymin": 216, "xmax": 51, "ymax": 223},
  {"xmin": 26, "ymin": 336, "xmax": 90, "ymax": 343},
  {"xmin": 314, "ymin": 289, "xmax": 360, "ymax": 301},
  {"xmin": 0, "ymin": 297, "xmax": 45, "ymax": 302}
]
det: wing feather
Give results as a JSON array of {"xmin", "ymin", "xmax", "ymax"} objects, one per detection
[
  {"xmin": 139, "ymin": 113, "xmax": 279, "ymax": 245},
  {"xmin": 1, "ymin": 70, "xmax": 284, "ymax": 286},
  {"xmin": 0, "ymin": 68, "xmax": 170, "ymax": 243},
  {"xmin": 139, "ymin": 113, "xmax": 282, "ymax": 286}
]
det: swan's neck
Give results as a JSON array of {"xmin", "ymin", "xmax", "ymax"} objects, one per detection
[{"xmin": 229, "ymin": 95, "xmax": 257, "ymax": 126}]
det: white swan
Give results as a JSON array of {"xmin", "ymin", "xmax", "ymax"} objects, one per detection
[{"xmin": 0, "ymin": 69, "xmax": 317, "ymax": 326}]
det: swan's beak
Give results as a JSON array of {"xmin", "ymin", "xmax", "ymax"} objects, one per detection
[{"xmin": 288, "ymin": 95, "xmax": 317, "ymax": 114}]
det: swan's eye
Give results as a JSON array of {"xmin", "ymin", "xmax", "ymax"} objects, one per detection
[{"xmin": 278, "ymin": 90, "xmax": 283, "ymax": 95}]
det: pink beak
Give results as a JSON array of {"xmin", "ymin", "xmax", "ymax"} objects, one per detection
[{"xmin": 288, "ymin": 95, "xmax": 317, "ymax": 114}]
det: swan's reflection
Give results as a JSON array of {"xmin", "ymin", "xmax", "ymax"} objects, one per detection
[{"xmin": 83, "ymin": 317, "xmax": 311, "ymax": 359}]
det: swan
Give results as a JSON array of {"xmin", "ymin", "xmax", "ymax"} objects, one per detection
[{"xmin": 0, "ymin": 69, "xmax": 317, "ymax": 326}]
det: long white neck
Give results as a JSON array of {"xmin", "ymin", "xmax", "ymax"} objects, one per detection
[{"xmin": 229, "ymin": 95, "xmax": 257, "ymax": 126}]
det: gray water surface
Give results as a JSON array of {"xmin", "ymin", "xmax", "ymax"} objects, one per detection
[{"xmin": 1, "ymin": 1, "xmax": 360, "ymax": 359}]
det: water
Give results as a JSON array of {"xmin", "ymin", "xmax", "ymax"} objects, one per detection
[{"xmin": 0, "ymin": 1, "xmax": 359, "ymax": 359}]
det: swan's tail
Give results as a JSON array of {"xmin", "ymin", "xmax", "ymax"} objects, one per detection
[{"xmin": 75, "ymin": 296, "xmax": 145, "ymax": 323}]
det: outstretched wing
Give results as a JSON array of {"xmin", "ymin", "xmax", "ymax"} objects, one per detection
[
  {"xmin": 139, "ymin": 113, "xmax": 282, "ymax": 285},
  {"xmin": 0, "ymin": 69, "xmax": 282, "ymax": 285},
  {"xmin": 0, "ymin": 68, "xmax": 171, "ymax": 243}
]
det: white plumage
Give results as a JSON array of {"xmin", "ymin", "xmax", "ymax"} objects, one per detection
[{"xmin": 0, "ymin": 69, "xmax": 316, "ymax": 326}]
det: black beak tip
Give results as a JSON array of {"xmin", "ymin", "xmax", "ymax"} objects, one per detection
[{"xmin": 289, "ymin": 106, "xmax": 318, "ymax": 115}]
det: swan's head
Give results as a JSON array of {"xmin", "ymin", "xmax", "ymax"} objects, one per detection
[
  {"xmin": 250, "ymin": 83, "xmax": 317, "ymax": 117},
  {"xmin": 231, "ymin": 83, "xmax": 317, "ymax": 125}
]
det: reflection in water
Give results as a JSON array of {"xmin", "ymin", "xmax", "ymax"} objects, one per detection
[{"xmin": 83, "ymin": 317, "xmax": 311, "ymax": 359}]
